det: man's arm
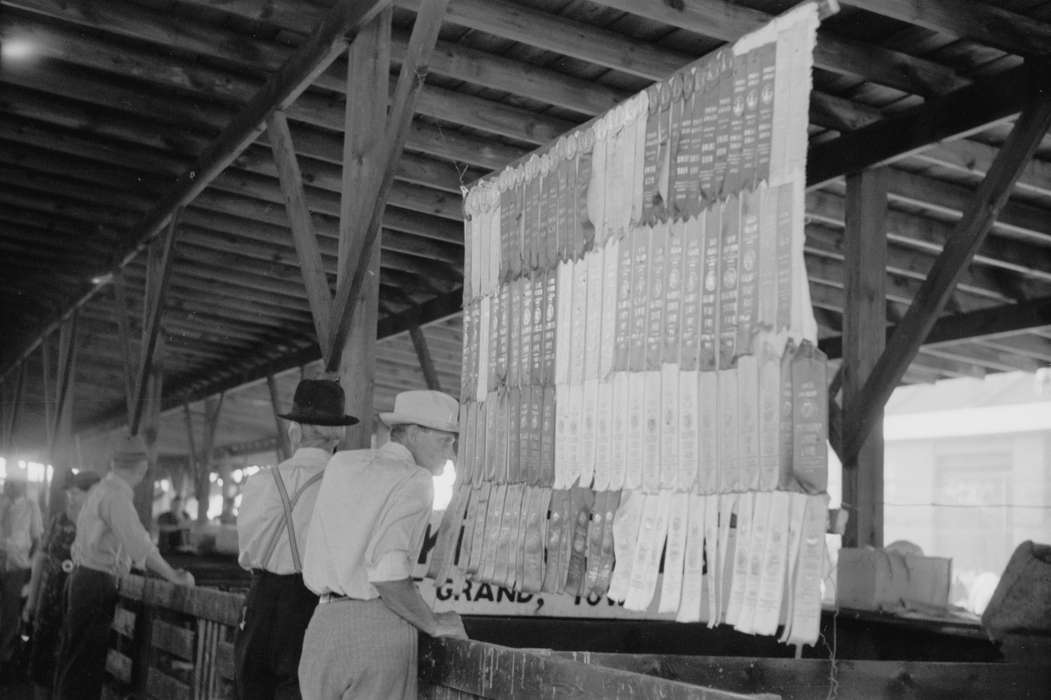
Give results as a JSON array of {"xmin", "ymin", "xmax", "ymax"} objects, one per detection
[
  {"xmin": 373, "ymin": 578, "xmax": 466, "ymax": 638},
  {"xmin": 106, "ymin": 495, "xmax": 194, "ymax": 586},
  {"xmin": 22, "ymin": 550, "xmax": 47, "ymax": 620},
  {"xmin": 144, "ymin": 549, "xmax": 195, "ymax": 586}
]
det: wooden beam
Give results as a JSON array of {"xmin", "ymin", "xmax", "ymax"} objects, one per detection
[
  {"xmin": 336, "ymin": 8, "xmax": 393, "ymax": 447},
  {"xmin": 550, "ymin": 652, "xmax": 1051, "ymax": 700},
  {"xmin": 409, "ymin": 325, "xmax": 442, "ymax": 390},
  {"xmin": 807, "ymin": 63, "xmax": 1046, "ymax": 188},
  {"xmin": 842, "ymin": 168, "xmax": 888, "ymax": 549},
  {"xmin": 818, "ymin": 295, "xmax": 1051, "ymax": 359},
  {"xmin": 419, "ymin": 638, "xmax": 766, "ymax": 699},
  {"xmin": 47, "ymin": 314, "xmax": 78, "ymax": 518},
  {"xmin": 84, "ymin": 288, "xmax": 465, "ymax": 437},
  {"xmin": 3, "ymin": 360, "xmax": 27, "ymax": 450},
  {"xmin": 49, "ymin": 314, "xmax": 78, "ymax": 456},
  {"xmin": 40, "ymin": 336, "xmax": 53, "ymax": 449},
  {"xmin": 840, "ymin": 0, "xmax": 1051, "ymax": 57},
  {"xmin": 130, "ymin": 211, "xmax": 181, "ymax": 435},
  {"xmin": 588, "ymin": 0, "xmax": 966, "ymax": 97},
  {"xmin": 135, "ymin": 337, "xmax": 164, "ymax": 527},
  {"xmin": 266, "ymin": 110, "xmax": 334, "ymax": 351},
  {"xmin": 325, "ymin": 0, "xmax": 450, "ymax": 372},
  {"xmin": 0, "ymin": 0, "xmax": 392, "ymax": 383},
  {"xmin": 112, "ymin": 272, "xmax": 137, "ymax": 424},
  {"xmin": 266, "ymin": 374, "xmax": 292, "ymax": 462},
  {"xmin": 843, "ymin": 86, "xmax": 1051, "ymax": 463}
]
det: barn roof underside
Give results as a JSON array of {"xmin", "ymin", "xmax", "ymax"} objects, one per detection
[{"xmin": 2, "ymin": 0, "xmax": 1051, "ymax": 463}]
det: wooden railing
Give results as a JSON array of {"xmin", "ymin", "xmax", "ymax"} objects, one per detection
[
  {"xmin": 103, "ymin": 575, "xmax": 779, "ymax": 700},
  {"xmin": 104, "ymin": 575, "xmax": 242, "ymax": 700},
  {"xmin": 103, "ymin": 576, "xmax": 1047, "ymax": 699}
]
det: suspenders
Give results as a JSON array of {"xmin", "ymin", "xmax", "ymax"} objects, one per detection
[{"xmin": 259, "ymin": 468, "xmax": 324, "ymax": 572}]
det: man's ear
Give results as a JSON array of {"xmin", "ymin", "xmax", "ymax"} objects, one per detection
[{"xmin": 287, "ymin": 421, "xmax": 302, "ymax": 447}]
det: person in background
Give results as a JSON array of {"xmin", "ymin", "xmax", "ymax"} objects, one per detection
[
  {"xmin": 299, "ymin": 390, "xmax": 467, "ymax": 700},
  {"xmin": 157, "ymin": 495, "xmax": 192, "ymax": 554},
  {"xmin": 219, "ymin": 496, "xmax": 237, "ymax": 525},
  {"xmin": 235, "ymin": 379, "xmax": 357, "ymax": 700},
  {"xmin": 23, "ymin": 470, "xmax": 102, "ymax": 699},
  {"xmin": 0, "ymin": 469, "xmax": 43, "ymax": 681},
  {"xmin": 54, "ymin": 434, "xmax": 195, "ymax": 700}
]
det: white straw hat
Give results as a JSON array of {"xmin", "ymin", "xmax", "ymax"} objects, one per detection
[{"xmin": 380, "ymin": 390, "xmax": 459, "ymax": 432}]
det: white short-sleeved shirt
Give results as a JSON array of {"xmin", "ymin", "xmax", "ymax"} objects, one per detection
[
  {"xmin": 0, "ymin": 492, "xmax": 43, "ymax": 571},
  {"xmin": 237, "ymin": 447, "xmax": 330, "ymax": 574},
  {"xmin": 302, "ymin": 441, "xmax": 433, "ymax": 598},
  {"xmin": 72, "ymin": 472, "xmax": 157, "ymax": 577}
]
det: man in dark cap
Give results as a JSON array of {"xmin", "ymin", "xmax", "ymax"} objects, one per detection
[
  {"xmin": 55, "ymin": 434, "xmax": 195, "ymax": 700},
  {"xmin": 235, "ymin": 378, "xmax": 358, "ymax": 700}
]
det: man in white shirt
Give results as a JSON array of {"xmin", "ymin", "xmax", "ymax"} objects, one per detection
[
  {"xmin": 55, "ymin": 435, "xmax": 194, "ymax": 700},
  {"xmin": 235, "ymin": 379, "xmax": 357, "ymax": 700},
  {"xmin": 0, "ymin": 470, "xmax": 43, "ymax": 673},
  {"xmin": 299, "ymin": 390, "xmax": 467, "ymax": 700}
]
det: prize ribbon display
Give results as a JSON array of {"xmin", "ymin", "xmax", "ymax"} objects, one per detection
[{"xmin": 432, "ymin": 3, "xmax": 829, "ymax": 646}]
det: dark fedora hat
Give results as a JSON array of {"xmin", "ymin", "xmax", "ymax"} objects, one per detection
[{"xmin": 278, "ymin": 379, "xmax": 359, "ymax": 426}]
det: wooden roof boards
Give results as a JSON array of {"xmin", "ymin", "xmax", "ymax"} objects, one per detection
[{"xmin": 1, "ymin": 0, "xmax": 1050, "ymax": 461}]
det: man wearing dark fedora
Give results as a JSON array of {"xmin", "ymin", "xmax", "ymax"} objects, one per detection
[{"xmin": 235, "ymin": 378, "xmax": 357, "ymax": 700}]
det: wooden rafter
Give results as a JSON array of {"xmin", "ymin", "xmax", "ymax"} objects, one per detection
[
  {"xmin": 266, "ymin": 110, "xmax": 334, "ymax": 352},
  {"xmin": 840, "ymin": 0, "xmax": 1051, "ymax": 57},
  {"xmin": 324, "ymin": 0, "xmax": 451, "ymax": 372},
  {"xmin": 588, "ymin": 0, "xmax": 968, "ymax": 97},
  {"xmin": 819, "ymin": 295, "xmax": 1051, "ymax": 359},
  {"xmin": 807, "ymin": 63, "xmax": 1044, "ymax": 188},
  {"xmin": 842, "ymin": 86, "xmax": 1051, "ymax": 463},
  {"xmin": 410, "ymin": 325, "xmax": 442, "ymax": 391},
  {"xmin": 0, "ymin": 0, "xmax": 392, "ymax": 383}
]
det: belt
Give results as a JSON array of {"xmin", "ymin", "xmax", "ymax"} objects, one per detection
[{"xmin": 319, "ymin": 592, "xmax": 364, "ymax": 604}]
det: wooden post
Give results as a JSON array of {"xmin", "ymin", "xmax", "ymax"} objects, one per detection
[
  {"xmin": 47, "ymin": 313, "xmax": 78, "ymax": 519},
  {"xmin": 410, "ymin": 325, "xmax": 442, "ymax": 390},
  {"xmin": 190, "ymin": 394, "xmax": 224, "ymax": 524},
  {"xmin": 337, "ymin": 8, "xmax": 392, "ymax": 448},
  {"xmin": 130, "ymin": 212, "xmax": 181, "ymax": 435},
  {"xmin": 113, "ymin": 271, "xmax": 137, "ymax": 424},
  {"xmin": 325, "ymin": 0, "xmax": 451, "ymax": 371},
  {"xmin": 41, "ymin": 336, "xmax": 53, "ymax": 450},
  {"xmin": 266, "ymin": 374, "xmax": 292, "ymax": 461},
  {"xmin": 843, "ymin": 85, "xmax": 1051, "ymax": 463},
  {"xmin": 4, "ymin": 360, "xmax": 26, "ymax": 452},
  {"xmin": 842, "ymin": 168, "xmax": 888, "ymax": 549},
  {"xmin": 135, "ymin": 335, "xmax": 165, "ymax": 528}
]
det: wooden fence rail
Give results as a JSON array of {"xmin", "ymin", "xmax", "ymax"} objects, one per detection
[
  {"xmin": 101, "ymin": 575, "xmax": 1045, "ymax": 698},
  {"xmin": 103, "ymin": 575, "xmax": 242, "ymax": 700}
]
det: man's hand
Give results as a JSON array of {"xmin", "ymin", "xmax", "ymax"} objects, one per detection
[
  {"xmin": 170, "ymin": 569, "xmax": 195, "ymax": 587},
  {"xmin": 434, "ymin": 611, "xmax": 467, "ymax": 639}
]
